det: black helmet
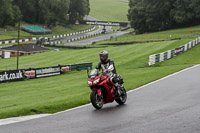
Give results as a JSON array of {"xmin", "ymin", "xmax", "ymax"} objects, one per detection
[{"xmin": 99, "ymin": 51, "xmax": 108, "ymax": 63}]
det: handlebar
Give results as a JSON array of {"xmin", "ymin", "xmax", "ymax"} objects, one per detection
[{"xmin": 102, "ymin": 69, "xmax": 113, "ymax": 76}]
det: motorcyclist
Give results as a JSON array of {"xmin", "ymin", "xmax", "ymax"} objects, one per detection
[{"xmin": 96, "ymin": 51, "xmax": 122, "ymax": 96}]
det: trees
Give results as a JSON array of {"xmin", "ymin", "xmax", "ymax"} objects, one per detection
[
  {"xmin": 145, "ymin": 0, "xmax": 173, "ymax": 32},
  {"xmin": 128, "ymin": 0, "xmax": 147, "ymax": 33},
  {"xmin": 128, "ymin": 0, "xmax": 200, "ymax": 33},
  {"xmin": 0, "ymin": 0, "xmax": 21, "ymax": 27},
  {"xmin": 0, "ymin": 0, "xmax": 12, "ymax": 27},
  {"xmin": 0, "ymin": 0, "xmax": 90, "ymax": 27},
  {"xmin": 68, "ymin": 0, "xmax": 90, "ymax": 21},
  {"xmin": 128, "ymin": 0, "xmax": 174, "ymax": 33},
  {"xmin": 13, "ymin": 0, "xmax": 70, "ymax": 27},
  {"xmin": 171, "ymin": 0, "xmax": 200, "ymax": 25},
  {"xmin": 13, "ymin": 0, "xmax": 38, "ymax": 24},
  {"xmin": 10, "ymin": 5, "xmax": 22, "ymax": 26},
  {"xmin": 38, "ymin": 0, "xmax": 70, "ymax": 27},
  {"xmin": 171, "ymin": 0, "xmax": 194, "ymax": 24}
]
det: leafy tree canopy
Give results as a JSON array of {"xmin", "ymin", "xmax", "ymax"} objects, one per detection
[
  {"xmin": 0, "ymin": 0, "xmax": 90, "ymax": 28},
  {"xmin": 128, "ymin": 0, "xmax": 200, "ymax": 33}
]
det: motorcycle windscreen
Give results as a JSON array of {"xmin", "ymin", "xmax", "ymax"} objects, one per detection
[{"xmin": 90, "ymin": 69, "xmax": 99, "ymax": 79}]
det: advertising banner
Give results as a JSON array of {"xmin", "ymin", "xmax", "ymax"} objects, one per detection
[
  {"xmin": 0, "ymin": 70, "xmax": 24, "ymax": 83},
  {"xmin": 0, "ymin": 62, "xmax": 92, "ymax": 83},
  {"xmin": 175, "ymin": 46, "xmax": 184, "ymax": 55},
  {"xmin": 61, "ymin": 65, "xmax": 71, "ymax": 72},
  {"xmin": 24, "ymin": 70, "xmax": 36, "ymax": 79},
  {"xmin": 35, "ymin": 67, "xmax": 61, "ymax": 78},
  {"xmin": 72, "ymin": 20, "xmax": 128, "ymax": 27}
]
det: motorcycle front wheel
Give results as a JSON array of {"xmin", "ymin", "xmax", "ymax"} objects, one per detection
[
  {"xmin": 115, "ymin": 87, "xmax": 127, "ymax": 105},
  {"xmin": 90, "ymin": 90, "xmax": 103, "ymax": 109}
]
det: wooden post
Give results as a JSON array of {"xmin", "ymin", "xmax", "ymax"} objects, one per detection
[{"xmin": 17, "ymin": 22, "xmax": 20, "ymax": 70}]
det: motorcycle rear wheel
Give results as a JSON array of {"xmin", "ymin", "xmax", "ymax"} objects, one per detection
[
  {"xmin": 115, "ymin": 87, "xmax": 127, "ymax": 105},
  {"xmin": 90, "ymin": 90, "xmax": 103, "ymax": 109}
]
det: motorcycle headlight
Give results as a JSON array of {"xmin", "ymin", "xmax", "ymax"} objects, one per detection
[
  {"xmin": 88, "ymin": 81, "xmax": 92, "ymax": 86},
  {"xmin": 93, "ymin": 78, "xmax": 100, "ymax": 84}
]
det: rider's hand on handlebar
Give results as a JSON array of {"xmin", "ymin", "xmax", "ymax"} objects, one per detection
[
  {"xmin": 102, "ymin": 71, "xmax": 107, "ymax": 75},
  {"xmin": 106, "ymin": 69, "xmax": 112, "ymax": 73},
  {"xmin": 102, "ymin": 69, "xmax": 112, "ymax": 75}
]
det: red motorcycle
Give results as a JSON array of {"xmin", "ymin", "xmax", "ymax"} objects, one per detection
[{"xmin": 87, "ymin": 69, "xmax": 127, "ymax": 109}]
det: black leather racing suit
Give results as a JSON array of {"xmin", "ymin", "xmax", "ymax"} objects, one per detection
[
  {"xmin": 96, "ymin": 59, "xmax": 121, "ymax": 87},
  {"xmin": 96, "ymin": 59, "xmax": 116, "ymax": 75}
]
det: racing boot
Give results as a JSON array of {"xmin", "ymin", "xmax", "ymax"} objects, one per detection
[{"xmin": 114, "ymin": 83, "xmax": 121, "ymax": 98}]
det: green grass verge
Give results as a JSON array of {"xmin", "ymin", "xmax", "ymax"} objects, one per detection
[
  {"xmin": 89, "ymin": 0, "xmax": 129, "ymax": 22},
  {"xmin": 0, "ymin": 24, "xmax": 94, "ymax": 41},
  {"xmin": 97, "ymin": 25, "xmax": 200, "ymax": 45},
  {"xmin": 0, "ymin": 36, "xmax": 200, "ymax": 119},
  {"xmin": 1, "ymin": 0, "xmax": 199, "ymax": 119}
]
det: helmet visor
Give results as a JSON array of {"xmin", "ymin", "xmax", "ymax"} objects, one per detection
[{"xmin": 100, "ymin": 55, "xmax": 106, "ymax": 61}]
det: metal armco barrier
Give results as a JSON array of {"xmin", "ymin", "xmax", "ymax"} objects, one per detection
[
  {"xmin": 70, "ymin": 63, "xmax": 93, "ymax": 71},
  {"xmin": 0, "ymin": 27, "xmax": 95, "ymax": 45},
  {"xmin": 66, "ymin": 31, "xmax": 101, "ymax": 44},
  {"xmin": 0, "ymin": 62, "xmax": 92, "ymax": 83},
  {"xmin": 149, "ymin": 37, "xmax": 200, "ymax": 66},
  {"xmin": 0, "ymin": 38, "xmax": 37, "ymax": 45},
  {"xmin": 46, "ymin": 41, "xmax": 63, "ymax": 45}
]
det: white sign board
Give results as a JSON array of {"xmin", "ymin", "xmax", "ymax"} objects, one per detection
[{"xmin": 4, "ymin": 52, "xmax": 10, "ymax": 58}]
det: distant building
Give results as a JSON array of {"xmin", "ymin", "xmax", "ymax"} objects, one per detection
[{"xmin": 1, "ymin": 44, "xmax": 48, "ymax": 58}]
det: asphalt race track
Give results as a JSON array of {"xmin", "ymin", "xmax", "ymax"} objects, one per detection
[
  {"xmin": 52, "ymin": 16, "xmax": 128, "ymax": 45},
  {"xmin": 52, "ymin": 24, "xmax": 128, "ymax": 46},
  {"xmin": 64, "ymin": 31, "xmax": 127, "ymax": 45},
  {"xmin": 0, "ymin": 65, "xmax": 200, "ymax": 133}
]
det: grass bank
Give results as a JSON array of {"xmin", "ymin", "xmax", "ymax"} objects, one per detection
[
  {"xmin": 0, "ymin": 36, "xmax": 199, "ymax": 118},
  {"xmin": 97, "ymin": 25, "xmax": 200, "ymax": 45},
  {"xmin": 0, "ymin": 24, "xmax": 94, "ymax": 41},
  {"xmin": 89, "ymin": 0, "xmax": 129, "ymax": 22}
]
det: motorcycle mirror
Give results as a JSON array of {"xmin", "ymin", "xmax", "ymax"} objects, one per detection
[
  {"xmin": 87, "ymin": 67, "xmax": 91, "ymax": 78},
  {"xmin": 87, "ymin": 67, "xmax": 91, "ymax": 72}
]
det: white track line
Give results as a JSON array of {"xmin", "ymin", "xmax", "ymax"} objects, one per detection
[
  {"xmin": 0, "ymin": 114, "xmax": 50, "ymax": 126},
  {"xmin": 128, "ymin": 64, "xmax": 200, "ymax": 93},
  {"xmin": 56, "ymin": 64, "xmax": 200, "ymax": 114},
  {"xmin": 0, "ymin": 64, "xmax": 199, "ymax": 126}
]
